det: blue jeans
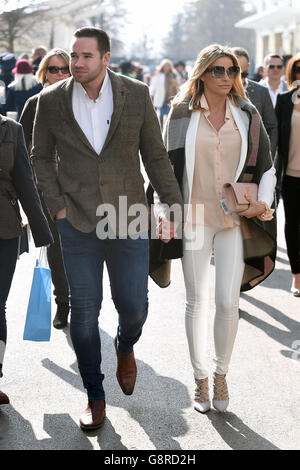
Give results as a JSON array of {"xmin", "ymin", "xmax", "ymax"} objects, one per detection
[
  {"xmin": 159, "ymin": 105, "xmax": 170, "ymax": 120},
  {"xmin": 0, "ymin": 237, "xmax": 19, "ymax": 378},
  {"xmin": 57, "ymin": 219, "xmax": 149, "ymax": 401}
]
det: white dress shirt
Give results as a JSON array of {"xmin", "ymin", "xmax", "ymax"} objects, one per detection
[
  {"xmin": 72, "ymin": 71, "xmax": 113, "ymax": 155},
  {"xmin": 259, "ymin": 77, "xmax": 287, "ymax": 108}
]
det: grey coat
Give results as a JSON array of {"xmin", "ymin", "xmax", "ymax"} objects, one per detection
[{"xmin": 148, "ymin": 97, "xmax": 277, "ymax": 292}]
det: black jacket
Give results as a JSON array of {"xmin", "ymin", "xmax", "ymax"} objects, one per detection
[
  {"xmin": 0, "ymin": 114, "xmax": 53, "ymax": 246},
  {"xmin": 275, "ymin": 89, "xmax": 295, "ymax": 184},
  {"xmin": 246, "ymin": 79, "xmax": 278, "ymax": 159}
]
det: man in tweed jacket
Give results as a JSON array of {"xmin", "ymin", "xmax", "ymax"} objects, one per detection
[{"xmin": 31, "ymin": 27, "xmax": 183, "ymax": 431}]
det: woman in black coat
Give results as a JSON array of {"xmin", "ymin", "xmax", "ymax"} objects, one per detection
[
  {"xmin": 276, "ymin": 52, "xmax": 300, "ymax": 296},
  {"xmin": 0, "ymin": 115, "xmax": 53, "ymax": 405}
]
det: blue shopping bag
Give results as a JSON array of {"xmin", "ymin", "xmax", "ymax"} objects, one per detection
[{"xmin": 23, "ymin": 249, "xmax": 51, "ymax": 341}]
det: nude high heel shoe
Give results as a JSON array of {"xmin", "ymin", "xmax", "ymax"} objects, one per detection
[
  {"xmin": 213, "ymin": 373, "xmax": 229, "ymax": 412},
  {"xmin": 194, "ymin": 377, "xmax": 211, "ymax": 413}
]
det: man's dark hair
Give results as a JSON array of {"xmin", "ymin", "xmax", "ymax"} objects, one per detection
[
  {"xmin": 264, "ymin": 54, "xmax": 283, "ymax": 66},
  {"xmin": 175, "ymin": 61, "xmax": 185, "ymax": 68},
  {"xmin": 231, "ymin": 47, "xmax": 250, "ymax": 63},
  {"xmin": 74, "ymin": 27, "xmax": 110, "ymax": 56},
  {"xmin": 120, "ymin": 61, "xmax": 133, "ymax": 74}
]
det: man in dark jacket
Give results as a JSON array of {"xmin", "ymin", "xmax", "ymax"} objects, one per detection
[
  {"xmin": 232, "ymin": 47, "xmax": 278, "ymax": 160},
  {"xmin": 232, "ymin": 47, "xmax": 280, "ymax": 201}
]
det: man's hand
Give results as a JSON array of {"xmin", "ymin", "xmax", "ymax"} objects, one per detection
[
  {"xmin": 157, "ymin": 216, "xmax": 179, "ymax": 244},
  {"xmin": 56, "ymin": 207, "xmax": 67, "ymax": 220}
]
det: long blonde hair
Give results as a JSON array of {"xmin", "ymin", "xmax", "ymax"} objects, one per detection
[
  {"xmin": 172, "ymin": 44, "xmax": 248, "ymax": 109},
  {"xmin": 157, "ymin": 58, "xmax": 177, "ymax": 76},
  {"xmin": 36, "ymin": 48, "xmax": 70, "ymax": 85}
]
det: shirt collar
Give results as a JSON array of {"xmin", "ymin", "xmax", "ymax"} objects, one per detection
[
  {"xmin": 200, "ymin": 93, "xmax": 231, "ymax": 120},
  {"xmin": 74, "ymin": 70, "xmax": 110, "ymax": 102}
]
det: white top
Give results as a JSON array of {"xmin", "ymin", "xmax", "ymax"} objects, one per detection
[
  {"xmin": 149, "ymin": 73, "xmax": 166, "ymax": 108},
  {"xmin": 259, "ymin": 77, "xmax": 287, "ymax": 108},
  {"xmin": 72, "ymin": 71, "xmax": 114, "ymax": 155}
]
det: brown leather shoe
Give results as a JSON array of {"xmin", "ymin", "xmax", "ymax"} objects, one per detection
[
  {"xmin": 79, "ymin": 400, "xmax": 105, "ymax": 430},
  {"xmin": 0, "ymin": 390, "xmax": 10, "ymax": 405},
  {"xmin": 114, "ymin": 336, "xmax": 137, "ymax": 395}
]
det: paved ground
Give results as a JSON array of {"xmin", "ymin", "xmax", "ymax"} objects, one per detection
[{"xmin": 0, "ymin": 202, "xmax": 299, "ymax": 450}]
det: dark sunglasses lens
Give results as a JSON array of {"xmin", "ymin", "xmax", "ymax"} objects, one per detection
[
  {"xmin": 227, "ymin": 66, "xmax": 240, "ymax": 78},
  {"xmin": 48, "ymin": 66, "xmax": 59, "ymax": 74},
  {"xmin": 212, "ymin": 66, "xmax": 225, "ymax": 78},
  {"xmin": 48, "ymin": 66, "xmax": 69, "ymax": 74},
  {"xmin": 241, "ymin": 71, "xmax": 248, "ymax": 78},
  {"xmin": 269, "ymin": 65, "xmax": 283, "ymax": 69},
  {"xmin": 294, "ymin": 66, "xmax": 300, "ymax": 73}
]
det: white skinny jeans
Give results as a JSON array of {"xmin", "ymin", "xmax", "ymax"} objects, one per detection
[{"xmin": 182, "ymin": 224, "xmax": 245, "ymax": 379}]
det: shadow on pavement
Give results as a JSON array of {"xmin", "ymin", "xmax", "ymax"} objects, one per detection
[
  {"xmin": 0, "ymin": 406, "xmax": 93, "ymax": 450},
  {"xmin": 258, "ymin": 266, "xmax": 292, "ymax": 292},
  {"xmin": 41, "ymin": 328, "xmax": 190, "ymax": 450},
  {"xmin": 240, "ymin": 294, "xmax": 300, "ymax": 361},
  {"xmin": 205, "ymin": 411, "xmax": 279, "ymax": 450}
]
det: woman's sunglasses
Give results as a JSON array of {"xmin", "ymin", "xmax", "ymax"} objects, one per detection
[
  {"xmin": 205, "ymin": 65, "xmax": 240, "ymax": 79},
  {"xmin": 293, "ymin": 65, "xmax": 300, "ymax": 73},
  {"xmin": 47, "ymin": 66, "xmax": 70, "ymax": 74}
]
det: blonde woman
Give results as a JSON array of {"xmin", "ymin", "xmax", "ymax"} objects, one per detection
[
  {"xmin": 150, "ymin": 59, "xmax": 178, "ymax": 128},
  {"xmin": 20, "ymin": 49, "xmax": 71, "ymax": 330},
  {"xmin": 20, "ymin": 48, "xmax": 71, "ymax": 149},
  {"xmin": 151, "ymin": 44, "xmax": 277, "ymax": 413}
]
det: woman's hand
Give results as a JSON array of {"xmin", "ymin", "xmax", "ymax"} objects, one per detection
[
  {"xmin": 56, "ymin": 207, "xmax": 67, "ymax": 220},
  {"xmin": 238, "ymin": 195, "xmax": 267, "ymax": 219}
]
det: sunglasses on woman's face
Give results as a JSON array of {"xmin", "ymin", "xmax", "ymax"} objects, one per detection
[
  {"xmin": 205, "ymin": 65, "xmax": 240, "ymax": 79},
  {"xmin": 268, "ymin": 64, "xmax": 283, "ymax": 70},
  {"xmin": 293, "ymin": 65, "xmax": 300, "ymax": 73},
  {"xmin": 47, "ymin": 66, "xmax": 70, "ymax": 74}
]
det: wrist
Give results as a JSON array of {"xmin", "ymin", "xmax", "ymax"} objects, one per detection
[{"xmin": 257, "ymin": 201, "xmax": 274, "ymax": 221}]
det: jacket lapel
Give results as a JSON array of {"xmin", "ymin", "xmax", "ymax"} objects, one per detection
[
  {"xmin": 229, "ymin": 100, "xmax": 249, "ymax": 181},
  {"xmin": 59, "ymin": 77, "xmax": 102, "ymax": 157},
  {"xmin": 100, "ymin": 69, "xmax": 128, "ymax": 155},
  {"xmin": 184, "ymin": 110, "xmax": 200, "ymax": 205}
]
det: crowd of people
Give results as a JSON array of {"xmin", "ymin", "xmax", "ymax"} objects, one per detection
[{"xmin": 0, "ymin": 28, "xmax": 299, "ymax": 433}]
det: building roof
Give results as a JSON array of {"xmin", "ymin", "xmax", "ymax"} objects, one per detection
[{"xmin": 236, "ymin": 5, "xmax": 300, "ymax": 30}]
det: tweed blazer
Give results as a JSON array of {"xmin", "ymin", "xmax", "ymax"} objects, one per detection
[
  {"xmin": 246, "ymin": 79, "xmax": 278, "ymax": 159},
  {"xmin": 0, "ymin": 114, "xmax": 53, "ymax": 245},
  {"xmin": 31, "ymin": 70, "xmax": 183, "ymax": 234},
  {"xmin": 148, "ymin": 97, "xmax": 277, "ymax": 292}
]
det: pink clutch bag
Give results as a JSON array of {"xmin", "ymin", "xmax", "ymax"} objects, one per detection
[{"xmin": 222, "ymin": 183, "xmax": 258, "ymax": 214}]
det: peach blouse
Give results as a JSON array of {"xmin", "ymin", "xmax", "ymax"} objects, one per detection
[{"xmin": 190, "ymin": 95, "xmax": 241, "ymax": 227}]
